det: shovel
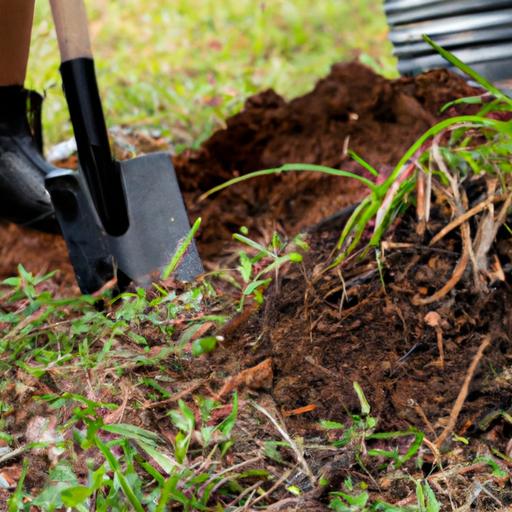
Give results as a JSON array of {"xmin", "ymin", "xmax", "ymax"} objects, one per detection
[{"xmin": 45, "ymin": 0, "xmax": 203, "ymax": 294}]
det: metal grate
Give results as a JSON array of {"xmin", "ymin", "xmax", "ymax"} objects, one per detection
[{"xmin": 385, "ymin": 0, "xmax": 512, "ymax": 82}]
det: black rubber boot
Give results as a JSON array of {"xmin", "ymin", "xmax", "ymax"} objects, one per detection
[{"xmin": 0, "ymin": 85, "xmax": 59, "ymax": 232}]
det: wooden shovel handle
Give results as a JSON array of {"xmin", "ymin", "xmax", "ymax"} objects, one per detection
[{"xmin": 50, "ymin": 0, "xmax": 93, "ymax": 61}]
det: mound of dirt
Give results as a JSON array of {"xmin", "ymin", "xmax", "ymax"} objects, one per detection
[{"xmin": 175, "ymin": 62, "xmax": 480, "ymax": 260}]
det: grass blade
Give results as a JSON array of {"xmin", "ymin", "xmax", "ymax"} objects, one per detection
[
  {"xmin": 200, "ymin": 163, "xmax": 377, "ymax": 200},
  {"xmin": 161, "ymin": 217, "xmax": 202, "ymax": 280},
  {"xmin": 423, "ymin": 35, "xmax": 512, "ymax": 108}
]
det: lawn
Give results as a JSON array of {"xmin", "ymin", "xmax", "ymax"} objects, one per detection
[{"xmin": 28, "ymin": 0, "xmax": 396, "ymax": 148}]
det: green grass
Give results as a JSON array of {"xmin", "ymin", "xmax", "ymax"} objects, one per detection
[
  {"xmin": 0, "ymin": 263, "xmax": 440, "ymax": 511},
  {"xmin": 28, "ymin": 0, "xmax": 396, "ymax": 149}
]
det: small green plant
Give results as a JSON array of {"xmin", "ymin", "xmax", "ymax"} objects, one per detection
[
  {"xmin": 323, "ymin": 384, "xmax": 435, "ymax": 512},
  {"xmin": 414, "ymin": 480, "xmax": 441, "ymax": 512},
  {"xmin": 8, "ymin": 392, "xmax": 241, "ymax": 511},
  {"xmin": 329, "ymin": 477, "xmax": 369, "ymax": 511},
  {"xmin": 321, "ymin": 383, "xmax": 424, "ymax": 468},
  {"xmin": 329, "ymin": 478, "xmax": 441, "ymax": 512},
  {"xmin": 230, "ymin": 229, "xmax": 308, "ymax": 309},
  {"xmin": 320, "ymin": 382, "xmax": 377, "ymax": 450}
]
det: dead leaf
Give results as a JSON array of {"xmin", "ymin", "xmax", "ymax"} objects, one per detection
[
  {"xmin": 0, "ymin": 466, "xmax": 22, "ymax": 489},
  {"xmin": 217, "ymin": 359, "xmax": 273, "ymax": 399}
]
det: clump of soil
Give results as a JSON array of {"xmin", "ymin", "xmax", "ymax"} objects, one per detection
[{"xmin": 176, "ymin": 62, "xmax": 480, "ymax": 260}]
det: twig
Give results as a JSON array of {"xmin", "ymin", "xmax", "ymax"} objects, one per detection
[
  {"xmin": 0, "ymin": 445, "xmax": 27, "ymax": 464},
  {"xmin": 411, "ymin": 400, "xmax": 436, "ymax": 437},
  {"xmin": 201, "ymin": 456, "xmax": 262, "ymax": 499},
  {"xmin": 225, "ymin": 479, "xmax": 264, "ymax": 510},
  {"xmin": 251, "ymin": 401, "xmax": 316, "ymax": 485},
  {"xmin": 430, "ymin": 194, "xmax": 504, "ymax": 246},
  {"xmin": 428, "ymin": 462, "xmax": 490, "ymax": 481},
  {"xmin": 414, "ymin": 141, "xmax": 474, "ymax": 306},
  {"xmin": 422, "ymin": 437, "xmax": 442, "ymax": 467},
  {"xmin": 435, "ymin": 335, "xmax": 492, "ymax": 448},
  {"xmin": 265, "ymin": 497, "xmax": 301, "ymax": 511},
  {"xmin": 246, "ymin": 469, "xmax": 294, "ymax": 508}
]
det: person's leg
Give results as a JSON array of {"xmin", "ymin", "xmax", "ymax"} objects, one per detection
[
  {"xmin": 0, "ymin": 0, "xmax": 58, "ymax": 232},
  {"xmin": 0, "ymin": 0, "xmax": 35, "ymax": 86}
]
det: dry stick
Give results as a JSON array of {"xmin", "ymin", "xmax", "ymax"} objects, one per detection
[
  {"xmin": 428, "ymin": 462, "xmax": 490, "ymax": 481},
  {"xmin": 251, "ymin": 401, "xmax": 316, "ymax": 485},
  {"xmin": 460, "ymin": 190, "xmax": 484, "ymax": 292},
  {"xmin": 430, "ymin": 194, "xmax": 505, "ymax": 246},
  {"xmin": 246, "ymin": 469, "xmax": 294, "ymax": 508},
  {"xmin": 471, "ymin": 183, "xmax": 497, "ymax": 284},
  {"xmin": 266, "ymin": 497, "xmax": 301, "ymax": 511},
  {"xmin": 432, "ymin": 137, "xmax": 479, "ymax": 280},
  {"xmin": 422, "ymin": 436, "xmax": 458, "ymax": 508},
  {"xmin": 0, "ymin": 445, "xmax": 27, "ymax": 465},
  {"xmin": 202, "ymin": 456, "xmax": 262, "ymax": 500},
  {"xmin": 413, "ymin": 140, "xmax": 472, "ymax": 306},
  {"xmin": 472, "ymin": 191, "xmax": 512, "ymax": 283},
  {"xmin": 435, "ymin": 326, "xmax": 445, "ymax": 369},
  {"xmin": 435, "ymin": 335, "xmax": 492, "ymax": 448},
  {"xmin": 490, "ymin": 192, "xmax": 512, "ymax": 248},
  {"xmin": 224, "ymin": 479, "xmax": 264, "ymax": 510}
]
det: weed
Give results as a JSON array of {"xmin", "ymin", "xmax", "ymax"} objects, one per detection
[
  {"xmin": 229, "ymin": 229, "xmax": 307, "ymax": 310},
  {"xmin": 8, "ymin": 392, "xmax": 241, "ymax": 510},
  {"xmin": 319, "ymin": 383, "xmax": 437, "ymax": 511}
]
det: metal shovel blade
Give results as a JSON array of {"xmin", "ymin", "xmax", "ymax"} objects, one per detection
[{"xmin": 110, "ymin": 152, "xmax": 203, "ymax": 286}]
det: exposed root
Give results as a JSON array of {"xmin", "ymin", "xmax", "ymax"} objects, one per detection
[
  {"xmin": 430, "ymin": 194, "xmax": 504, "ymax": 246},
  {"xmin": 434, "ymin": 335, "xmax": 492, "ymax": 448}
]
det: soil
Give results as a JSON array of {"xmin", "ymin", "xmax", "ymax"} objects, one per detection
[{"xmin": 1, "ymin": 62, "xmax": 511, "ymax": 509}]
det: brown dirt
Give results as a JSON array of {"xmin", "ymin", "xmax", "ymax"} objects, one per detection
[
  {"xmin": 176, "ymin": 62, "xmax": 480, "ymax": 260},
  {"xmin": 203, "ymin": 212, "xmax": 512, "ymax": 434}
]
